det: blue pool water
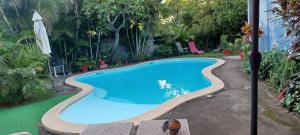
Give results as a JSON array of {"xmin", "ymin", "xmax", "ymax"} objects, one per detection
[{"xmin": 60, "ymin": 58, "xmax": 216, "ymax": 124}]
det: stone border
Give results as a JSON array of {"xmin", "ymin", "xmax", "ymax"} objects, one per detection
[{"xmin": 41, "ymin": 58, "xmax": 225, "ymax": 134}]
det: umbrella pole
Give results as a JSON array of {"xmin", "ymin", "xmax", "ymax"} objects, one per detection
[
  {"xmin": 48, "ymin": 58, "xmax": 52, "ymax": 76},
  {"xmin": 48, "ymin": 58, "xmax": 55, "ymax": 89},
  {"xmin": 250, "ymin": 0, "xmax": 261, "ymax": 135}
]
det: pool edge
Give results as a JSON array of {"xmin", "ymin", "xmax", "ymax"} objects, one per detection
[{"xmin": 41, "ymin": 58, "xmax": 225, "ymax": 134}]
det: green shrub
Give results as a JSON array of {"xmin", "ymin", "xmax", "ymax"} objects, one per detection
[
  {"xmin": 153, "ymin": 45, "xmax": 174, "ymax": 58},
  {"xmin": 242, "ymin": 49, "xmax": 300, "ymax": 113},
  {"xmin": 259, "ymin": 50, "xmax": 286, "ymax": 80},
  {"xmin": 221, "ymin": 35, "xmax": 239, "ymax": 52},
  {"xmin": 242, "ymin": 54, "xmax": 250, "ymax": 73},
  {"xmin": 74, "ymin": 57, "xmax": 96, "ymax": 70},
  {"xmin": 243, "ymin": 49, "xmax": 298, "ymax": 91},
  {"xmin": 0, "ymin": 40, "xmax": 53, "ymax": 106},
  {"xmin": 281, "ymin": 73, "xmax": 300, "ymax": 113},
  {"xmin": 269, "ymin": 58, "xmax": 299, "ymax": 92}
]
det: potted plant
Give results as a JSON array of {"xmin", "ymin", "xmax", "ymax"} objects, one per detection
[
  {"xmin": 220, "ymin": 35, "xmax": 233, "ymax": 55},
  {"xmin": 240, "ymin": 44, "xmax": 251, "ymax": 59},
  {"xmin": 75, "ymin": 57, "xmax": 96, "ymax": 72},
  {"xmin": 235, "ymin": 38, "xmax": 247, "ymax": 59},
  {"xmin": 241, "ymin": 22, "xmax": 264, "ymax": 44},
  {"xmin": 75, "ymin": 57, "xmax": 88, "ymax": 72},
  {"xmin": 223, "ymin": 49, "xmax": 231, "ymax": 55},
  {"xmin": 224, "ymin": 42, "xmax": 235, "ymax": 55}
]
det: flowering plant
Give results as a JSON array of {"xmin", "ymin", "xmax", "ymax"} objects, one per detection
[
  {"xmin": 273, "ymin": 0, "xmax": 300, "ymax": 61},
  {"xmin": 240, "ymin": 22, "xmax": 264, "ymax": 44}
]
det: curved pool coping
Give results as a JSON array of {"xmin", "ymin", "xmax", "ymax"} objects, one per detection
[{"xmin": 41, "ymin": 58, "xmax": 225, "ymax": 134}]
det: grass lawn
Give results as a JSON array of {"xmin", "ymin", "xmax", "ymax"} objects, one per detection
[{"xmin": 0, "ymin": 93, "xmax": 75, "ymax": 135}]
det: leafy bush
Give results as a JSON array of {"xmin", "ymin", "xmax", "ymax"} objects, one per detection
[
  {"xmin": 242, "ymin": 54, "xmax": 250, "ymax": 73},
  {"xmin": 273, "ymin": 0, "xmax": 300, "ymax": 61},
  {"xmin": 258, "ymin": 50, "xmax": 286, "ymax": 80},
  {"xmin": 281, "ymin": 73, "xmax": 300, "ymax": 113},
  {"xmin": 220, "ymin": 35, "xmax": 240, "ymax": 52},
  {"xmin": 0, "ymin": 40, "xmax": 53, "ymax": 106},
  {"xmin": 242, "ymin": 49, "xmax": 300, "ymax": 113},
  {"xmin": 220, "ymin": 35, "xmax": 229, "ymax": 48},
  {"xmin": 153, "ymin": 45, "xmax": 174, "ymax": 58},
  {"xmin": 269, "ymin": 57, "xmax": 299, "ymax": 92},
  {"xmin": 243, "ymin": 49, "xmax": 298, "ymax": 89},
  {"xmin": 74, "ymin": 57, "xmax": 96, "ymax": 69}
]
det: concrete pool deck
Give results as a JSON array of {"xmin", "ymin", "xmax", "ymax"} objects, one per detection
[
  {"xmin": 157, "ymin": 57, "xmax": 300, "ymax": 135},
  {"xmin": 40, "ymin": 57, "xmax": 300, "ymax": 135}
]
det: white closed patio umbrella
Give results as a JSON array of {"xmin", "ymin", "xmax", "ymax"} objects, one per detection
[
  {"xmin": 32, "ymin": 11, "xmax": 53, "ymax": 76},
  {"xmin": 32, "ymin": 11, "xmax": 51, "ymax": 55}
]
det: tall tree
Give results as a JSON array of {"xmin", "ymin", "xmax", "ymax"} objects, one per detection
[
  {"xmin": 213, "ymin": 0, "xmax": 247, "ymax": 34},
  {"xmin": 82, "ymin": 0, "xmax": 150, "ymax": 54},
  {"xmin": 0, "ymin": 0, "xmax": 73, "ymax": 35}
]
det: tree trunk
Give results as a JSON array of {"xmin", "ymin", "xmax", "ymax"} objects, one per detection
[
  {"xmin": 59, "ymin": 40, "xmax": 63, "ymax": 56},
  {"xmin": 113, "ymin": 31, "xmax": 120, "ymax": 53},
  {"xmin": 135, "ymin": 28, "xmax": 139, "ymax": 60},
  {"xmin": 12, "ymin": 0, "xmax": 20, "ymax": 18},
  {"xmin": 95, "ymin": 31, "xmax": 101, "ymax": 62},
  {"xmin": 206, "ymin": 37, "xmax": 209, "ymax": 49},
  {"xmin": 0, "ymin": 7, "xmax": 14, "ymax": 34},
  {"xmin": 126, "ymin": 29, "xmax": 134, "ymax": 57},
  {"xmin": 89, "ymin": 37, "xmax": 93, "ymax": 60},
  {"xmin": 63, "ymin": 41, "xmax": 68, "ymax": 70},
  {"xmin": 74, "ymin": 0, "xmax": 80, "ymax": 46}
]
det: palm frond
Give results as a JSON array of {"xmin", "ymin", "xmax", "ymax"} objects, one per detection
[{"xmin": 0, "ymin": 57, "xmax": 8, "ymax": 74}]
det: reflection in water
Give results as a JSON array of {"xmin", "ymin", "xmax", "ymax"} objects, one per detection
[{"xmin": 158, "ymin": 80, "xmax": 190, "ymax": 98}]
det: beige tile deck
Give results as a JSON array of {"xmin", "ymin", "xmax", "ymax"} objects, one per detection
[
  {"xmin": 80, "ymin": 122, "xmax": 134, "ymax": 135},
  {"xmin": 136, "ymin": 119, "xmax": 190, "ymax": 135}
]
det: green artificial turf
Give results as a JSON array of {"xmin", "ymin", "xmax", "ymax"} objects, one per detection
[{"xmin": 0, "ymin": 93, "xmax": 75, "ymax": 135}]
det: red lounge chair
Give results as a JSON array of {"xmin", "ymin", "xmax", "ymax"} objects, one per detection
[{"xmin": 188, "ymin": 41, "xmax": 204, "ymax": 55}]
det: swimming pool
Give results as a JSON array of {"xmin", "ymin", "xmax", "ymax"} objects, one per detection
[{"xmin": 60, "ymin": 58, "xmax": 217, "ymax": 124}]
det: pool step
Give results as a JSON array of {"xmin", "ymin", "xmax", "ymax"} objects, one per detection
[
  {"xmin": 136, "ymin": 119, "xmax": 190, "ymax": 135},
  {"xmin": 81, "ymin": 122, "xmax": 134, "ymax": 135}
]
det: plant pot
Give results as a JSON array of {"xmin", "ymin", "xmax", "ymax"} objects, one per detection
[
  {"xmin": 100, "ymin": 60, "xmax": 106, "ymax": 65},
  {"xmin": 223, "ymin": 49, "xmax": 231, "ymax": 55},
  {"xmin": 81, "ymin": 65, "xmax": 89, "ymax": 72},
  {"xmin": 240, "ymin": 51, "xmax": 245, "ymax": 59}
]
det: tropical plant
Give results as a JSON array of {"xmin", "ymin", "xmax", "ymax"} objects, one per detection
[
  {"xmin": 273, "ymin": 0, "xmax": 300, "ymax": 61},
  {"xmin": 0, "ymin": 0, "xmax": 73, "ymax": 35},
  {"xmin": 153, "ymin": 45, "xmax": 174, "ymax": 58},
  {"xmin": 220, "ymin": 35, "xmax": 229, "ymax": 48},
  {"xmin": 0, "ymin": 39, "xmax": 53, "ymax": 105},
  {"xmin": 82, "ymin": 0, "xmax": 129, "ymax": 54},
  {"xmin": 74, "ymin": 56, "xmax": 96, "ymax": 70},
  {"xmin": 126, "ymin": 0, "xmax": 159, "ymax": 61},
  {"xmin": 258, "ymin": 50, "xmax": 286, "ymax": 80},
  {"xmin": 279, "ymin": 72, "xmax": 300, "ymax": 113},
  {"xmin": 213, "ymin": 0, "xmax": 247, "ymax": 34},
  {"xmin": 87, "ymin": 30, "xmax": 97, "ymax": 61},
  {"xmin": 269, "ymin": 55, "xmax": 299, "ymax": 92}
]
